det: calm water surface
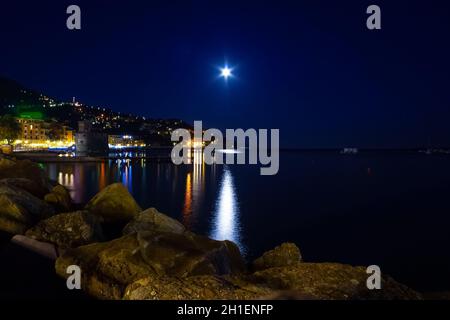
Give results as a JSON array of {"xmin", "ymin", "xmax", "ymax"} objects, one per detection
[{"xmin": 44, "ymin": 151, "xmax": 450, "ymax": 291}]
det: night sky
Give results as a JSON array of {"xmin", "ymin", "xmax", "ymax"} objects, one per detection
[{"xmin": 1, "ymin": 0, "xmax": 449, "ymax": 148}]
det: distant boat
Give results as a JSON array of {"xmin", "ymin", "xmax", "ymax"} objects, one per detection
[{"xmin": 340, "ymin": 148, "xmax": 359, "ymax": 155}]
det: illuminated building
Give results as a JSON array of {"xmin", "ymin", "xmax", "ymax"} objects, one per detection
[
  {"xmin": 18, "ymin": 119, "xmax": 49, "ymax": 141},
  {"xmin": 14, "ymin": 118, "xmax": 75, "ymax": 150},
  {"xmin": 108, "ymin": 135, "xmax": 146, "ymax": 149}
]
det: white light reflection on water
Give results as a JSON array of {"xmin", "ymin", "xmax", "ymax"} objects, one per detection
[
  {"xmin": 210, "ymin": 166, "xmax": 244, "ymax": 253},
  {"xmin": 58, "ymin": 171, "xmax": 74, "ymax": 188}
]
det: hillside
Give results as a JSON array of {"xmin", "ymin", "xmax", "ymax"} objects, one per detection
[
  {"xmin": 0, "ymin": 76, "xmax": 191, "ymax": 145},
  {"xmin": 0, "ymin": 77, "xmax": 51, "ymax": 108}
]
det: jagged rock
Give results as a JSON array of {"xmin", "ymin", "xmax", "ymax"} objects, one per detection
[
  {"xmin": 0, "ymin": 184, "xmax": 55, "ymax": 219},
  {"xmin": 123, "ymin": 208, "xmax": 186, "ymax": 235},
  {"xmin": 137, "ymin": 231, "xmax": 245, "ymax": 276},
  {"xmin": 85, "ymin": 183, "xmax": 141, "ymax": 222},
  {"xmin": 55, "ymin": 230, "xmax": 246, "ymax": 299},
  {"xmin": 250, "ymin": 263, "xmax": 422, "ymax": 300},
  {"xmin": 0, "ymin": 214, "xmax": 28, "ymax": 235},
  {"xmin": 44, "ymin": 185, "xmax": 72, "ymax": 213},
  {"xmin": 122, "ymin": 262, "xmax": 423, "ymax": 300},
  {"xmin": 253, "ymin": 243, "xmax": 302, "ymax": 271},
  {"xmin": 55, "ymin": 235, "xmax": 157, "ymax": 299},
  {"xmin": 54, "ymin": 220, "xmax": 421, "ymax": 301},
  {"xmin": 0, "ymin": 184, "xmax": 55, "ymax": 234},
  {"xmin": 0, "ymin": 158, "xmax": 52, "ymax": 192},
  {"xmin": 123, "ymin": 275, "xmax": 271, "ymax": 300},
  {"xmin": 0, "ymin": 178, "xmax": 49, "ymax": 199},
  {"xmin": 0, "ymin": 194, "xmax": 30, "ymax": 223},
  {"xmin": 25, "ymin": 210, "xmax": 104, "ymax": 250}
]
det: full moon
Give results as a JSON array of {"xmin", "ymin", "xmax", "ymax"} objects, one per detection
[{"xmin": 220, "ymin": 66, "xmax": 232, "ymax": 79}]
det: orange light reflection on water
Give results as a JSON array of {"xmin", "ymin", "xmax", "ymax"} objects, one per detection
[{"xmin": 183, "ymin": 172, "xmax": 192, "ymax": 226}]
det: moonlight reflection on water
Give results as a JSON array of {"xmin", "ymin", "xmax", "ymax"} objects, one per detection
[{"xmin": 210, "ymin": 166, "xmax": 244, "ymax": 253}]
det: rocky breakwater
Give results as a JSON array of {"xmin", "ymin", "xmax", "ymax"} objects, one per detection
[
  {"xmin": 0, "ymin": 156, "xmax": 63, "ymax": 235},
  {"xmin": 0, "ymin": 155, "xmax": 422, "ymax": 300}
]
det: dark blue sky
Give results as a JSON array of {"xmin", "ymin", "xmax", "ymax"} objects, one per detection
[{"xmin": 1, "ymin": 0, "xmax": 449, "ymax": 148}]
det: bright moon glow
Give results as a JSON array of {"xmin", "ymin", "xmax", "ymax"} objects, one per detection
[{"xmin": 220, "ymin": 66, "xmax": 232, "ymax": 79}]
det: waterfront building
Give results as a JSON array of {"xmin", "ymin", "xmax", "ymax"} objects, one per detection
[
  {"xmin": 17, "ymin": 118, "xmax": 49, "ymax": 141},
  {"xmin": 108, "ymin": 134, "xmax": 146, "ymax": 149},
  {"xmin": 14, "ymin": 118, "xmax": 74, "ymax": 150}
]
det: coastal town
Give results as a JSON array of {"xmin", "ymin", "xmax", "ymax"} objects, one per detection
[{"xmin": 0, "ymin": 76, "xmax": 191, "ymax": 157}]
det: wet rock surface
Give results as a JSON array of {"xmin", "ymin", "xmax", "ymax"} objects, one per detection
[
  {"xmin": 252, "ymin": 242, "xmax": 301, "ymax": 271},
  {"xmin": 26, "ymin": 210, "xmax": 104, "ymax": 250},
  {"xmin": 44, "ymin": 185, "xmax": 72, "ymax": 213},
  {"xmin": 0, "ymin": 158, "xmax": 52, "ymax": 191},
  {"xmin": 0, "ymin": 183, "xmax": 55, "ymax": 234},
  {"xmin": 250, "ymin": 263, "xmax": 422, "ymax": 300},
  {"xmin": 0, "ymin": 212, "xmax": 29, "ymax": 234},
  {"xmin": 0, "ymin": 157, "xmax": 58, "ymax": 234},
  {"xmin": 55, "ymin": 212, "xmax": 422, "ymax": 300},
  {"xmin": 55, "ymin": 230, "xmax": 246, "ymax": 299},
  {"xmin": 123, "ymin": 208, "xmax": 186, "ymax": 235},
  {"xmin": 123, "ymin": 275, "xmax": 272, "ymax": 300},
  {"xmin": 85, "ymin": 183, "xmax": 141, "ymax": 223},
  {"xmin": 121, "ymin": 261, "xmax": 422, "ymax": 300},
  {"xmin": 0, "ymin": 178, "xmax": 49, "ymax": 199}
]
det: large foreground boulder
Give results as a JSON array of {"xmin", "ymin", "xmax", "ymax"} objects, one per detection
[
  {"xmin": 0, "ymin": 184, "xmax": 55, "ymax": 234},
  {"xmin": 85, "ymin": 183, "xmax": 141, "ymax": 222},
  {"xmin": 122, "ymin": 239, "xmax": 422, "ymax": 300},
  {"xmin": 0, "ymin": 178, "xmax": 49, "ymax": 199},
  {"xmin": 123, "ymin": 275, "xmax": 271, "ymax": 300},
  {"xmin": 253, "ymin": 242, "xmax": 301, "ymax": 271},
  {"xmin": 0, "ymin": 184, "xmax": 55, "ymax": 218},
  {"xmin": 137, "ymin": 231, "xmax": 245, "ymax": 276},
  {"xmin": 26, "ymin": 210, "xmax": 104, "ymax": 250},
  {"xmin": 122, "ymin": 262, "xmax": 422, "ymax": 300},
  {"xmin": 0, "ymin": 157, "xmax": 57, "ymax": 234},
  {"xmin": 0, "ymin": 212, "xmax": 29, "ymax": 234},
  {"xmin": 54, "ymin": 220, "xmax": 422, "ymax": 301},
  {"xmin": 123, "ymin": 208, "xmax": 186, "ymax": 235},
  {"xmin": 55, "ymin": 231, "xmax": 246, "ymax": 299},
  {"xmin": 250, "ymin": 263, "xmax": 422, "ymax": 300},
  {"xmin": 0, "ymin": 158, "xmax": 52, "ymax": 192}
]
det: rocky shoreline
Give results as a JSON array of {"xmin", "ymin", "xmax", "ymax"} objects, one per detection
[{"xmin": 0, "ymin": 154, "xmax": 431, "ymax": 300}]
